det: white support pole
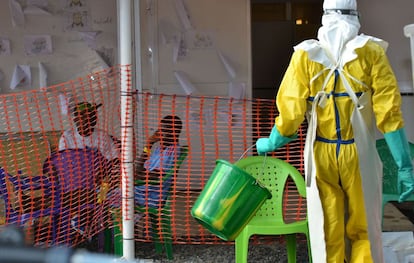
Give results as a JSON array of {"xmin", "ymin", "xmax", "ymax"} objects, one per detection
[
  {"xmin": 404, "ymin": 24, "xmax": 414, "ymax": 90},
  {"xmin": 118, "ymin": 0, "xmax": 135, "ymax": 260},
  {"xmin": 134, "ymin": 1, "xmax": 143, "ymax": 92}
]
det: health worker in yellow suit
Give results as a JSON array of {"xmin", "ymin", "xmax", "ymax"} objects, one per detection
[{"xmin": 256, "ymin": 0, "xmax": 414, "ymax": 262}]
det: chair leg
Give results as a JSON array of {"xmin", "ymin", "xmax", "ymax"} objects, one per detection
[
  {"xmin": 162, "ymin": 212, "xmax": 173, "ymax": 260},
  {"xmin": 306, "ymin": 233, "xmax": 312, "ymax": 263},
  {"xmin": 150, "ymin": 212, "xmax": 173, "ymax": 260},
  {"xmin": 103, "ymin": 227, "xmax": 113, "ymax": 253},
  {"xmin": 111, "ymin": 209, "xmax": 123, "ymax": 256},
  {"xmin": 235, "ymin": 230, "xmax": 249, "ymax": 263},
  {"xmin": 285, "ymin": 234, "xmax": 297, "ymax": 263},
  {"xmin": 150, "ymin": 214, "xmax": 162, "ymax": 253},
  {"xmin": 113, "ymin": 223, "xmax": 123, "ymax": 256}
]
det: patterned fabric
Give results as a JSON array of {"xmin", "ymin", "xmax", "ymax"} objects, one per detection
[
  {"xmin": 43, "ymin": 149, "xmax": 108, "ymax": 192},
  {"xmin": 134, "ymin": 178, "xmax": 173, "ymax": 208},
  {"xmin": 144, "ymin": 145, "xmax": 181, "ymax": 172},
  {"xmin": 58, "ymin": 128, "xmax": 119, "ymax": 161},
  {"xmin": 107, "ymin": 145, "xmax": 181, "ymax": 209}
]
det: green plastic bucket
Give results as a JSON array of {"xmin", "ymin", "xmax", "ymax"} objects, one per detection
[{"xmin": 191, "ymin": 159, "xmax": 272, "ymax": 241}]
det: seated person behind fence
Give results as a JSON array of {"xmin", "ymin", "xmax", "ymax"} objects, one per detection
[
  {"xmin": 54, "ymin": 102, "xmax": 120, "ymax": 235},
  {"xmin": 57, "ymin": 101, "xmax": 120, "ymax": 205},
  {"xmin": 59, "ymin": 101, "xmax": 120, "ymax": 169},
  {"xmin": 134, "ymin": 115, "xmax": 183, "ymax": 208}
]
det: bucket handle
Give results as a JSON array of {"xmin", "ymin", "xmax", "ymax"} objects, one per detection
[
  {"xmin": 238, "ymin": 144, "xmax": 268, "ymax": 185},
  {"xmin": 238, "ymin": 144, "xmax": 256, "ymax": 162}
]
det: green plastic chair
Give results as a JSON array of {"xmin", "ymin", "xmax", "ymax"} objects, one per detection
[
  {"xmin": 112, "ymin": 146, "xmax": 188, "ymax": 260},
  {"xmin": 234, "ymin": 156, "xmax": 311, "ymax": 263},
  {"xmin": 376, "ymin": 139, "xmax": 414, "ymax": 223}
]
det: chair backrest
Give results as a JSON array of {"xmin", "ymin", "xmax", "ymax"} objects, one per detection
[
  {"xmin": 235, "ymin": 156, "xmax": 307, "ymax": 224},
  {"xmin": 161, "ymin": 146, "xmax": 189, "ymax": 190},
  {"xmin": 135, "ymin": 146, "xmax": 189, "ymax": 209},
  {"xmin": 0, "ymin": 168, "xmax": 20, "ymax": 221},
  {"xmin": 376, "ymin": 139, "xmax": 414, "ymax": 195},
  {"xmin": 0, "ymin": 168, "xmax": 53, "ymax": 224},
  {"xmin": 165, "ymin": 146, "xmax": 188, "ymax": 176},
  {"xmin": 43, "ymin": 148, "xmax": 109, "ymax": 193},
  {"xmin": 0, "ymin": 137, "xmax": 50, "ymax": 176}
]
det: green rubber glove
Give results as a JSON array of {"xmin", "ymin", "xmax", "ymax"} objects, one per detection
[
  {"xmin": 384, "ymin": 128, "xmax": 414, "ymax": 202},
  {"xmin": 256, "ymin": 126, "xmax": 297, "ymax": 155}
]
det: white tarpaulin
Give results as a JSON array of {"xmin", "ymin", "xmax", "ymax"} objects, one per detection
[{"xmin": 382, "ymin": 232, "xmax": 414, "ymax": 263}]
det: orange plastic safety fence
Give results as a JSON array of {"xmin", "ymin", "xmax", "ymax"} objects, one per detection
[
  {"xmin": 0, "ymin": 65, "xmax": 307, "ymax": 249},
  {"xmin": 130, "ymin": 93, "xmax": 307, "ymax": 245},
  {"xmin": 0, "ymin": 66, "xmax": 124, "ymax": 247}
]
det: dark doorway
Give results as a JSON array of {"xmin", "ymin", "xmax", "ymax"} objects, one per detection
[{"xmin": 251, "ymin": 0, "xmax": 323, "ymax": 99}]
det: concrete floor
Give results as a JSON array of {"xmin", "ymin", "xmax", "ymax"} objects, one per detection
[{"xmin": 79, "ymin": 202, "xmax": 414, "ymax": 262}]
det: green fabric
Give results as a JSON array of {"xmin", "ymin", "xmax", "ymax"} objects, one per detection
[
  {"xmin": 384, "ymin": 128, "xmax": 414, "ymax": 202},
  {"xmin": 256, "ymin": 126, "xmax": 297, "ymax": 155}
]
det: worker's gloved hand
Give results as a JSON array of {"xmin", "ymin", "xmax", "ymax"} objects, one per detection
[
  {"xmin": 384, "ymin": 128, "xmax": 414, "ymax": 202},
  {"xmin": 256, "ymin": 126, "xmax": 297, "ymax": 155}
]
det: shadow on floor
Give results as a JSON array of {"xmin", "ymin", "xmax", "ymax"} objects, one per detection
[{"xmin": 393, "ymin": 201, "xmax": 414, "ymax": 224}]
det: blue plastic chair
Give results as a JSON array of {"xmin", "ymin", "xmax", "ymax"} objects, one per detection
[
  {"xmin": 0, "ymin": 168, "xmax": 57, "ymax": 244},
  {"xmin": 42, "ymin": 148, "xmax": 110, "ymax": 245}
]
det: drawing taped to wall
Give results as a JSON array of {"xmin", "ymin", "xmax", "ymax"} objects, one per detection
[
  {"xmin": 24, "ymin": 35, "xmax": 52, "ymax": 56},
  {"xmin": 0, "ymin": 38, "xmax": 11, "ymax": 55},
  {"xmin": 24, "ymin": 0, "xmax": 51, "ymax": 15},
  {"xmin": 61, "ymin": 0, "xmax": 89, "ymax": 26},
  {"xmin": 62, "ymin": 0, "xmax": 87, "ymax": 9},
  {"xmin": 0, "ymin": 0, "xmax": 117, "ymax": 92},
  {"xmin": 185, "ymin": 30, "xmax": 215, "ymax": 50},
  {"xmin": 63, "ymin": 6, "xmax": 91, "ymax": 32}
]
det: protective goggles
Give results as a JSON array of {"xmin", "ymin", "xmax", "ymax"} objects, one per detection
[{"xmin": 324, "ymin": 9, "xmax": 360, "ymax": 17}]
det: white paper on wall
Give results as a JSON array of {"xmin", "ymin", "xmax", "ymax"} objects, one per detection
[
  {"xmin": 61, "ymin": 0, "xmax": 88, "ymax": 10},
  {"xmin": 79, "ymin": 31, "xmax": 101, "ymax": 49},
  {"xmin": 63, "ymin": 8, "xmax": 91, "ymax": 32},
  {"xmin": 173, "ymin": 33, "xmax": 187, "ymax": 63},
  {"xmin": 24, "ymin": 35, "xmax": 53, "ymax": 56},
  {"xmin": 173, "ymin": 0, "xmax": 193, "ymax": 31},
  {"xmin": 174, "ymin": 70, "xmax": 197, "ymax": 95},
  {"xmin": 10, "ymin": 65, "xmax": 31, "ymax": 90},
  {"xmin": 186, "ymin": 30, "xmax": 215, "ymax": 49},
  {"xmin": 217, "ymin": 50, "xmax": 236, "ymax": 79},
  {"xmin": 58, "ymin": 93, "xmax": 69, "ymax": 115},
  {"xmin": 24, "ymin": 0, "xmax": 52, "ymax": 15},
  {"xmin": 0, "ymin": 38, "xmax": 11, "ymax": 55},
  {"xmin": 228, "ymin": 81, "xmax": 246, "ymax": 100},
  {"xmin": 83, "ymin": 50, "xmax": 109, "ymax": 75},
  {"xmin": 9, "ymin": 0, "xmax": 25, "ymax": 27},
  {"xmin": 38, "ymin": 62, "xmax": 48, "ymax": 91}
]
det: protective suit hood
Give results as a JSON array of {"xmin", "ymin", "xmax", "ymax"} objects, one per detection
[
  {"xmin": 318, "ymin": 0, "xmax": 360, "ymax": 64},
  {"xmin": 323, "ymin": 0, "xmax": 357, "ymax": 10}
]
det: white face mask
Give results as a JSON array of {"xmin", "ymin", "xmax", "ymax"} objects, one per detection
[{"xmin": 317, "ymin": 12, "xmax": 360, "ymax": 63}]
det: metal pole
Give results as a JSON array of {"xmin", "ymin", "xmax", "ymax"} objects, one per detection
[
  {"xmin": 118, "ymin": 0, "xmax": 135, "ymax": 260},
  {"xmin": 404, "ymin": 24, "xmax": 414, "ymax": 90}
]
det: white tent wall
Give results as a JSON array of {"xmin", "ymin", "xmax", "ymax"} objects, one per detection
[
  {"xmin": 135, "ymin": 0, "xmax": 252, "ymax": 98},
  {"xmin": 133, "ymin": 0, "xmax": 254, "ymax": 191},
  {"xmin": 0, "ymin": 0, "xmax": 412, "ymax": 140},
  {"xmin": 358, "ymin": 0, "xmax": 414, "ymax": 141}
]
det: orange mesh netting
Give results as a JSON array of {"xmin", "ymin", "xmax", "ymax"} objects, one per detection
[{"xmin": 0, "ymin": 65, "xmax": 307, "ymax": 248}]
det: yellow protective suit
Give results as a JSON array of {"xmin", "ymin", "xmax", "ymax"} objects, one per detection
[{"xmin": 275, "ymin": 40, "xmax": 404, "ymax": 262}]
